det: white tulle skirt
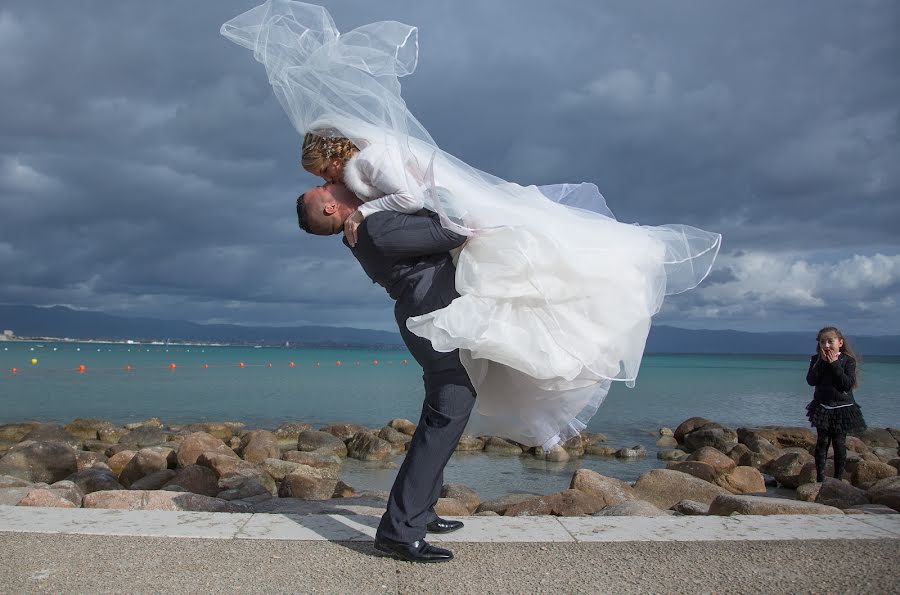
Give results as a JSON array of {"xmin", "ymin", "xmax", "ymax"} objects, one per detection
[{"xmin": 407, "ymin": 186, "xmax": 721, "ymax": 449}]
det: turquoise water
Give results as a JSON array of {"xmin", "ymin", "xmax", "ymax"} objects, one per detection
[{"xmin": 2, "ymin": 341, "xmax": 897, "ymax": 498}]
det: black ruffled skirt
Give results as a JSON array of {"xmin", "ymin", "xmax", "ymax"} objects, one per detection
[{"xmin": 806, "ymin": 401, "xmax": 867, "ymax": 433}]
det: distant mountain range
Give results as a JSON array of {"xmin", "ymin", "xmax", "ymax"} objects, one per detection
[{"xmin": 2, "ymin": 304, "xmax": 899, "ymax": 355}]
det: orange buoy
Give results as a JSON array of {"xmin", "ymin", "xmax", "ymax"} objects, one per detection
[
  {"xmin": 124, "ymin": 364, "xmax": 133, "ymax": 372},
  {"xmin": 238, "ymin": 362, "xmax": 245, "ymax": 368},
  {"xmin": 266, "ymin": 363, "xmax": 272, "ymax": 368},
  {"xmin": 10, "ymin": 367, "xmax": 17, "ymax": 375},
  {"xmin": 335, "ymin": 360, "xmax": 342, "ymax": 366},
  {"xmin": 169, "ymin": 363, "xmax": 177, "ymax": 370},
  {"xmin": 77, "ymin": 364, "xmax": 86, "ymax": 373},
  {"xmin": 288, "ymin": 361, "xmax": 295, "ymax": 367},
  {"xmin": 372, "ymin": 359, "xmax": 379, "ymax": 366},
  {"xmin": 401, "ymin": 359, "xmax": 409, "ymax": 365}
]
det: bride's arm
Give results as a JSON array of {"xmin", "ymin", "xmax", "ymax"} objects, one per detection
[{"xmin": 355, "ymin": 147, "xmax": 425, "ymax": 218}]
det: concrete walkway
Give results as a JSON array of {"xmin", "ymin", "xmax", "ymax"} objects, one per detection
[{"xmin": 1, "ymin": 507, "xmax": 898, "ymax": 593}]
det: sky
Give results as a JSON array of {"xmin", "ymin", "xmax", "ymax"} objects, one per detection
[{"xmin": 0, "ymin": 1, "xmax": 898, "ymax": 335}]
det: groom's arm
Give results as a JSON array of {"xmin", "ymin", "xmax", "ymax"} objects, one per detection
[{"xmin": 364, "ymin": 211, "xmax": 466, "ymax": 258}]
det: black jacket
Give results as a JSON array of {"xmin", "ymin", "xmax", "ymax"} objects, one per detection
[{"xmin": 805, "ymin": 354, "xmax": 857, "ymax": 407}]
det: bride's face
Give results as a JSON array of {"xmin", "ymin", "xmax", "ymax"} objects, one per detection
[{"xmin": 319, "ymin": 158, "xmax": 344, "ymax": 184}]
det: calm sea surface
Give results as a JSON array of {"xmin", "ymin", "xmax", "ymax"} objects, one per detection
[{"xmin": 2, "ymin": 341, "xmax": 897, "ymax": 499}]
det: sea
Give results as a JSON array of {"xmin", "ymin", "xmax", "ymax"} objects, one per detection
[{"xmin": 1, "ymin": 341, "xmax": 897, "ymax": 499}]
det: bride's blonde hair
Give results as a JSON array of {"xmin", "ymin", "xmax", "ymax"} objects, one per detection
[{"xmin": 301, "ymin": 131, "xmax": 359, "ymax": 173}]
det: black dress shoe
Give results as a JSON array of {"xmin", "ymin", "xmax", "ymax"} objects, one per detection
[
  {"xmin": 426, "ymin": 517, "xmax": 464, "ymax": 534},
  {"xmin": 374, "ymin": 537, "xmax": 453, "ymax": 563}
]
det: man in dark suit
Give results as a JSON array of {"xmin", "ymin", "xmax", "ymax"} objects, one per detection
[{"xmin": 296, "ymin": 182, "xmax": 476, "ymax": 563}]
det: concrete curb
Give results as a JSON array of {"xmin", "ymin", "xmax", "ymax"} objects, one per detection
[{"xmin": 1, "ymin": 505, "xmax": 898, "ymax": 542}]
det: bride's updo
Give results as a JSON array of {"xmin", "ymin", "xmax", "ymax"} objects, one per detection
[{"xmin": 301, "ymin": 131, "xmax": 359, "ymax": 173}]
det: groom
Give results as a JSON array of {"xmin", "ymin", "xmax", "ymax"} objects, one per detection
[{"xmin": 296, "ymin": 182, "xmax": 476, "ymax": 563}]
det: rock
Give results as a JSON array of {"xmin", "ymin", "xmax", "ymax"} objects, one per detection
[
  {"xmin": 569, "ymin": 469, "xmax": 636, "ymax": 507},
  {"xmin": 177, "ymin": 432, "xmax": 237, "ymax": 467},
  {"xmin": 889, "ymin": 459, "xmax": 900, "ymax": 474},
  {"xmin": 730, "ymin": 443, "xmax": 781, "ymax": 472},
  {"xmin": 106, "ymin": 450, "xmax": 136, "ymax": 478},
  {"xmin": 378, "ymin": 426, "xmax": 411, "ymax": 452},
  {"xmin": 0, "ymin": 487, "xmax": 31, "ymax": 505},
  {"xmin": 715, "ymin": 466, "xmax": 766, "ymax": 494},
  {"xmin": 872, "ymin": 447, "xmax": 900, "ymax": 462},
  {"xmin": 659, "ymin": 427, "xmax": 675, "ymax": 437},
  {"xmin": 0, "ymin": 475, "xmax": 31, "ymax": 488},
  {"xmin": 851, "ymin": 460, "xmax": 897, "ymax": 486},
  {"xmin": 282, "ymin": 450, "xmax": 343, "ymax": 478},
  {"xmin": 0, "ymin": 422, "xmax": 40, "ymax": 442},
  {"xmin": 346, "ymin": 432, "xmax": 393, "ymax": 461},
  {"xmin": 64, "ymin": 418, "xmax": 116, "ymax": 441},
  {"xmin": 332, "ymin": 481, "xmax": 356, "ymax": 498},
  {"xmin": 844, "ymin": 504, "xmax": 898, "ymax": 515},
  {"xmin": 434, "ymin": 497, "xmax": 470, "ymax": 516},
  {"xmin": 263, "ymin": 458, "xmax": 331, "ymax": 481},
  {"xmin": 273, "ymin": 423, "xmax": 314, "ymax": 449},
  {"xmin": 118, "ymin": 448, "xmax": 168, "ymax": 488},
  {"xmin": 217, "ymin": 476, "xmax": 270, "ymax": 501},
  {"xmin": 845, "ymin": 436, "xmax": 871, "ymax": 454},
  {"xmin": 687, "ymin": 446, "xmax": 736, "ymax": 475},
  {"xmin": 389, "ymin": 419, "xmax": 417, "ymax": 436},
  {"xmin": 81, "ymin": 440, "xmax": 113, "ymax": 454},
  {"xmin": 475, "ymin": 493, "xmax": 540, "ymax": 515},
  {"xmin": 144, "ymin": 446, "xmax": 177, "ymax": 469},
  {"xmin": 196, "ymin": 453, "xmax": 277, "ymax": 495},
  {"xmin": 455, "ymin": 434, "xmax": 484, "ymax": 452},
  {"xmin": 163, "ymin": 465, "xmax": 219, "ymax": 497},
  {"xmin": 0, "ymin": 441, "xmax": 78, "ymax": 483},
  {"xmin": 813, "ymin": 478, "xmax": 869, "ymax": 509},
  {"xmin": 709, "ymin": 494, "xmax": 843, "ymax": 516},
  {"xmin": 657, "ymin": 449, "xmax": 688, "ymax": 461},
  {"xmin": 798, "ymin": 461, "xmax": 839, "ymax": 485},
  {"xmin": 532, "ymin": 445, "xmax": 570, "ymax": 462},
  {"xmin": 320, "ymin": 423, "xmax": 370, "ymax": 442},
  {"xmin": 870, "ymin": 487, "xmax": 900, "ymax": 512},
  {"xmin": 47, "ymin": 480, "xmax": 84, "ymax": 506},
  {"xmin": 674, "ymin": 417, "xmax": 712, "ymax": 443},
  {"xmin": 683, "ymin": 426, "xmax": 738, "ymax": 452},
  {"xmin": 594, "ymin": 500, "xmax": 667, "ymax": 517},
  {"xmin": 562, "ymin": 435, "xmax": 585, "ymax": 457},
  {"xmin": 581, "ymin": 432, "xmax": 608, "ymax": 446},
  {"xmin": 82, "ymin": 489, "xmax": 248, "ymax": 512},
  {"xmin": 441, "ymin": 484, "xmax": 481, "ymax": 513},
  {"xmin": 737, "ymin": 427, "xmax": 816, "ymax": 449},
  {"xmin": 278, "ymin": 473, "xmax": 338, "ymax": 500},
  {"xmin": 296, "ymin": 430, "xmax": 347, "ymax": 457},
  {"xmin": 632, "ymin": 469, "xmax": 731, "ymax": 509},
  {"xmin": 853, "ymin": 428, "xmax": 899, "ymax": 449},
  {"xmin": 656, "ymin": 436, "xmax": 678, "ymax": 448},
  {"xmin": 475, "ymin": 510, "xmax": 500, "ymax": 516},
  {"xmin": 673, "ymin": 500, "xmax": 710, "ymax": 515},
  {"xmin": 615, "ymin": 445, "xmax": 647, "ymax": 459},
  {"xmin": 125, "ymin": 418, "xmax": 164, "ymax": 430},
  {"xmin": 97, "ymin": 427, "xmax": 126, "ymax": 443},
  {"xmin": 21, "ymin": 424, "xmax": 80, "ymax": 449},
  {"xmin": 66, "ymin": 468, "xmax": 123, "ymax": 493},
  {"xmin": 796, "ymin": 482, "xmax": 822, "ymax": 502},
  {"xmin": 505, "ymin": 489, "xmax": 605, "ymax": 516},
  {"xmin": 117, "ymin": 426, "xmax": 168, "ymax": 449},
  {"xmin": 483, "ymin": 437, "xmax": 524, "ymax": 455},
  {"xmin": 666, "ymin": 461, "xmax": 718, "ymax": 484},
  {"xmin": 177, "ymin": 422, "xmax": 242, "ymax": 442},
  {"xmin": 769, "ymin": 451, "xmax": 815, "ymax": 488},
  {"xmin": 237, "ymin": 430, "xmax": 281, "ymax": 464},
  {"xmin": 585, "ymin": 444, "xmax": 617, "ymax": 457},
  {"xmin": 17, "ymin": 488, "xmax": 77, "ymax": 508},
  {"xmin": 129, "ymin": 469, "xmax": 178, "ymax": 490}
]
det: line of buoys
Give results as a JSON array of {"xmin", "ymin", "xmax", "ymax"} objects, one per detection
[{"xmin": 5, "ymin": 359, "xmax": 410, "ymax": 375}]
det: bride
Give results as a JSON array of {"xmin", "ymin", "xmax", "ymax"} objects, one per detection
[{"xmin": 222, "ymin": 1, "xmax": 721, "ymax": 450}]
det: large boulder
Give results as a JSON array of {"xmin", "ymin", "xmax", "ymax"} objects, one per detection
[
  {"xmin": 346, "ymin": 432, "xmax": 393, "ymax": 461},
  {"xmin": 666, "ymin": 461, "xmax": 718, "ymax": 484},
  {"xmin": 378, "ymin": 426, "xmax": 412, "ymax": 452},
  {"xmin": 854, "ymin": 428, "xmax": 899, "ymax": 450},
  {"xmin": 195, "ymin": 452, "xmax": 276, "ymax": 495},
  {"xmin": 278, "ymin": 473, "xmax": 338, "ymax": 500},
  {"xmin": 796, "ymin": 482, "xmax": 822, "ymax": 502},
  {"xmin": 868, "ymin": 478, "xmax": 900, "ymax": 512},
  {"xmin": 388, "ymin": 419, "xmax": 417, "ymax": 436},
  {"xmin": 176, "ymin": 422, "xmax": 243, "ymax": 442},
  {"xmin": 177, "ymin": 432, "xmax": 237, "ymax": 468},
  {"xmin": 16, "ymin": 488, "xmax": 78, "ymax": 509},
  {"xmin": 615, "ymin": 445, "xmax": 647, "ymax": 459},
  {"xmin": 475, "ymin": 493, "xmax": 540, "ymax": 515},
  {"xmin": 0, "ymin": 441, "xmax": 78, "ymax": 483},
  {"xmin": 296, "ymin": 430, "xmax": 347, "ymax": 457},
  {"xmin": 64, "ymin": 418, "xmax": 116, "ymax": 441},
  {"xmin": 570, "ymin": 469, "xmax": 636, "ymax": 507},
  {"xmin": 737, "ymin": 427, "xmax": 815, "ymax": 450},
  {"xmin": 593, "ymin": 500, "xmax": 667, "ymax": 517},
  {"xmin": 709, "ymin": 494, "xmax": 842, "ymax": 516},
  {"xmin": 683, "ymin": 425, "xmax": 738, "ymax": 453},
  {"xmin": 129, "ymin": 470, "xmax": 178, "ymax": 491},
  {"xmin": 117, "ymin": 426, "xmax": 168, "ymax": 449},
  {"xmin": 107, "ymin": 450, "xmax": 136, "ymax": 478},
  {"xmin": 82, "ymin": 489, "xmax": 248, "ymax": 512},
  {"xmin": 163, "ymin": 465, "xmax": 219, "ymax": 497},
  {"xmin": 67, "ymin": 467, "xmax": 123, "ymax": 494},
  {"xmin": 673, "ymin": 500, "xmax": 710, "ymax": 515},
  {"xmin": 262, "ymin": 458, "xmax": 333, "ymax": 481},
  {"xmin": 714, "ymin": 466, "xmax": 766, "ymax": 494},
  {"xmin": 562, "ymin": 435, "xmax": 585, "ymax": 457},
  {"xmin": 674, "ymin": 417, "xmax": 712, "ymax": 443},
  {"xmin": 532, "ymin": 445, "xmax": 570, "ymax": 462},
  {"xmin": 0, "ymin": 422, "xmax": 40, "ymax": 442},
  {"xmin": 455, "ymin": 434, "xmax": 485, "ymax": 452},
  {"xmin": 687, "ymin": 447, "xmax": 736, "ymax": 475},
  {"xmin": 851, "ymin": 460, "xmax": 898, "ymax": 486},
  {"xmin": 815, "ymin": 478, "xmax": 869, "ymax": 509},
  {"xmin": 118, "ymin": 448, "xmax": 168, "ymax": 488},
  {"xmin": 320, "ymin": 423, "xmax": 370, "ymax": 442},
  {"xmin": 434, "ymin": 497, "xmax": 470, "ymax": 516},
  {"xmin": 504, "ymin": 489, "xmax": 606, "ymax": 516},
  {"xmin": 273, "ymin": 423, "xmax": 314, "ymax": 449},
  {"xmin": 483, "ymin": 437, "xmax": 524, "ymax": 455},
  {"xmin": 632, "ymin": 469, "xmax": 731, "ymax": 509},
  {"xmin": 282, "ymin": 450, "xmax": 343, "ymax": 478},
  {"xmin": 0, "ymin": 475, "xmax": 31, "ymax": 488},
  {"xmin": 217, "ymin": 474, "xmax": 271, "ymax": 501},
  {"xmin": 237, "ymin": 430, "xmax": 280, "ymax": 464},
  {"xmin": 21, "ymin": 424, "xmax": 80, "ymax": 449},
  {"xmin": 441, "ymin": 484, "xmax": 481, "ymax": 514},
  {"xmin": 657, "ymin": 449, "xmax": 688, "ymax": 461},
  {"xmin": 769, "ymin": 451, "xmax": 815, "ymax": 488}
]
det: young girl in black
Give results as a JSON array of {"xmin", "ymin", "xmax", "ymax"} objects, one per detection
[{"xmin": 805, "ymin": 326, "xmax": 867, "ymax": 482}]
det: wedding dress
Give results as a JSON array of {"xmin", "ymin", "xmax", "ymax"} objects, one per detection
[{"xmin": 222, "ymin": 1, "xmax": 721, "ymax": 449}]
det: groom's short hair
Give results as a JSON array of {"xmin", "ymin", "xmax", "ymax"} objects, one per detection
[{"xmin": 296, "ymin": 194, "xmax": 310, "ymax": 233}]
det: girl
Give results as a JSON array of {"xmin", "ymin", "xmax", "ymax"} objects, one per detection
[
  {"xmin": 301, "ymin": 131, "xmax": 425, "ymax": 247},
  {"xmin": 805, "ymin": 326, "xmax": 867, "ymax": 482}
]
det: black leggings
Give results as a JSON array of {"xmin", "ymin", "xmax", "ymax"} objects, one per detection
[{"xmin": 814, "ymin": 429, "xmax": 847, "ymax": 480}]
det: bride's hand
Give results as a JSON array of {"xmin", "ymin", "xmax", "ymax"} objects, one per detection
[{"xmin": 344, "ymin": 211, "xmax": 364, "ymax": 247}]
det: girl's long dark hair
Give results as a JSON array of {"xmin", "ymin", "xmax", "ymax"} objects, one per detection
[{"xmin": 816, "ymin": 326, "xmax": 860, "ymax": 389}]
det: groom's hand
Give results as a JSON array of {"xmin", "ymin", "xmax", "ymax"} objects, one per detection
[{"xmin": 344, "ymin": 210, "xmax": 364, "ymax": 247}]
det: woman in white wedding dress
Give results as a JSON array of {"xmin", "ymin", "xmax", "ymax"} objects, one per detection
[{"xmin": 222, "ymin": 1, "xmax": 722, "ymax": 450}]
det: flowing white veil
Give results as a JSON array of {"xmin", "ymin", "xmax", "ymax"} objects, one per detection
[{"xmin": 222, "ymin": 1, "xmax": 722, "ymax": 448}]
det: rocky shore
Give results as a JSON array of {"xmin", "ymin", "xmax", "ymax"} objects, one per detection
[{"xmin": 0, "ymin": 417, "xmax": 898, "ymax": 518}]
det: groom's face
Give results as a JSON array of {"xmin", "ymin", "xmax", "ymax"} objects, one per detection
[{"xmin": 299, "ymin": 185, "xmax": 344, "ymax": 235}]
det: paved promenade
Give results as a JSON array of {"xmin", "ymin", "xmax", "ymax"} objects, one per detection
[{"xmin": 0, "ymin": 507, "xmax": 898, "ymax": 593}]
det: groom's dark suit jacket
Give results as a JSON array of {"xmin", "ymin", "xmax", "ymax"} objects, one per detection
[{"xmin": 343, "ymin": 211, "xmax": 466, "ymax": 370}]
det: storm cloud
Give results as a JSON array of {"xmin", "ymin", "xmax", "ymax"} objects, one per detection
[{"xmin": 1, "ymin": 0, "xmax": 898, "ymax": 334}]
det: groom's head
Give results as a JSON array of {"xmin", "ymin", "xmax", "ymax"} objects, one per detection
[{"xmin": 296, "ymin": 182, "xmax": 362, "ymax": 235}]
